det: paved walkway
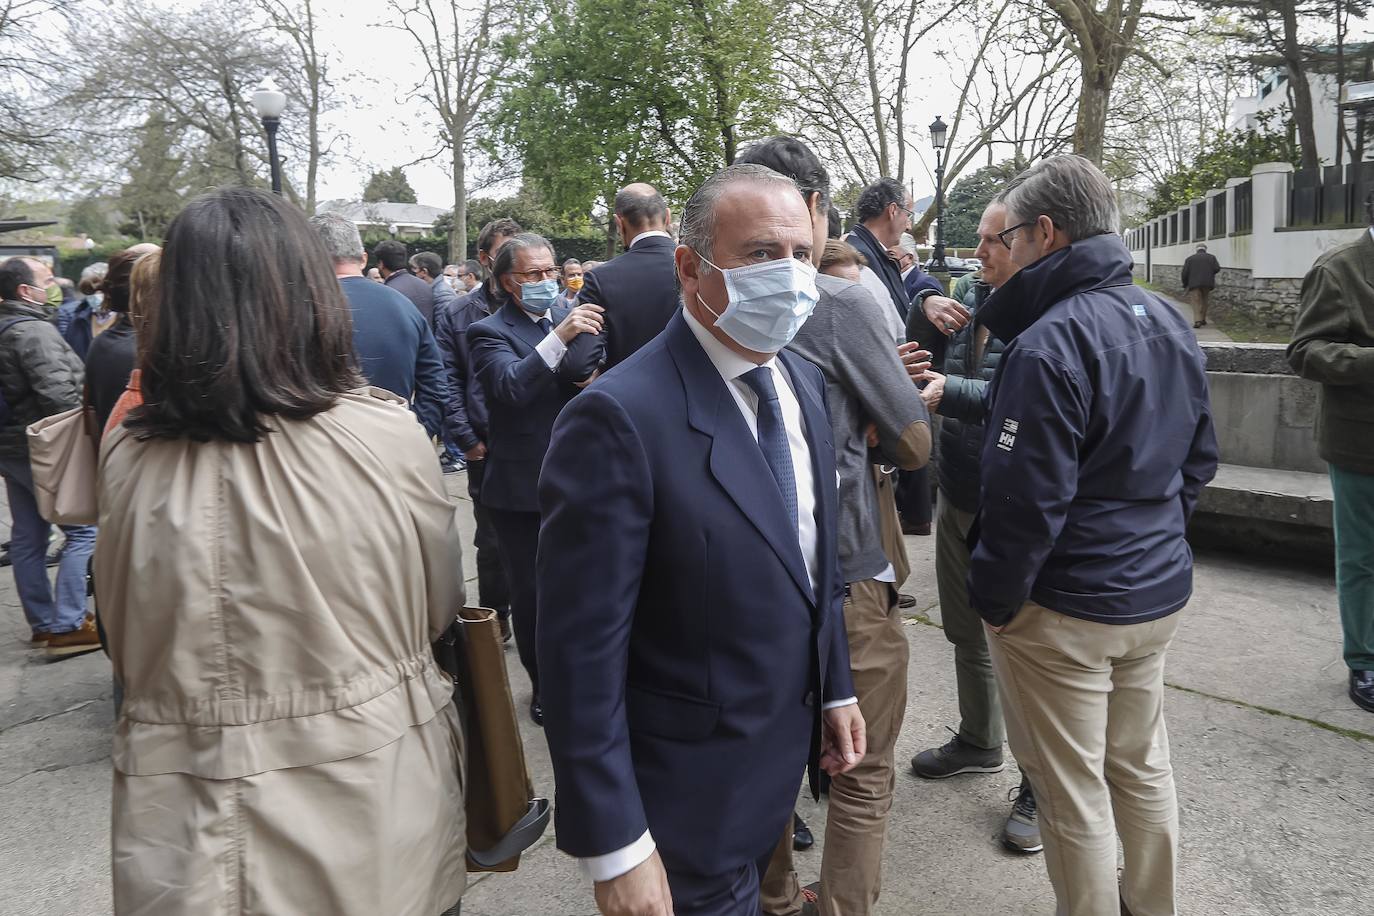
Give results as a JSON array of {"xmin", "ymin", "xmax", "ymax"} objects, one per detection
[{"xmin": 2, "ymin": 475, "xmax": 1370, "ymax": 916}]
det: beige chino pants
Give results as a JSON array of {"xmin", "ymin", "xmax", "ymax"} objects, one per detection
[{"xmin": 985, "ymin": 601, "xmax": 1181, "ymax": 916}]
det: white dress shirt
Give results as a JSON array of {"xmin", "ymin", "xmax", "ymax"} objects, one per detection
[
  {"xmin": 579, "ymin": 308, "xmax": 857, "ymax": 885},
  {"xmin": 523, "ymin": 306, "xmax": 568, "ymax": 369},
  {"xmin": 628, "ymin": 229, "xmax": 673, "ymax": 249}
]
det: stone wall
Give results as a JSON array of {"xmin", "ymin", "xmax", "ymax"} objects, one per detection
[
  {"xmin": 1147, "ymin": 265, "xmax": 1301, "ymax": 327},
  {"xmin": 1201, "ymin": 343, "xmax": 1323, "ymax": 473}
]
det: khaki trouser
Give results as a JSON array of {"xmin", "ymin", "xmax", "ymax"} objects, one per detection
[
  {"xmin": 985, "ymin": 601, "xmax": 1181, "ymax": 916},
  {"xmin": 934, "ymin": 497, "xmax": 1003, "ymax": 749},
  {"xmin": 1191, "ymin": 287, "xmax": 1211, "ymax": 323},
  {"xmin": 760, "ymin": 578, "xmax": 908, "ymax": 916}
]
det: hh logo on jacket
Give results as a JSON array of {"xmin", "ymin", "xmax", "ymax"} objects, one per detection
[{"xmin": 997, "ymin": 418, "xmax": 1019, "ymax": 452}]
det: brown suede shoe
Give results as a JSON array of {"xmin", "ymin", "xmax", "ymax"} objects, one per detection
[
  {"xmin": 45, "ymin": 616, "xmax": 101, "ymax": 658},
  {"xmin": 29, "ymin": 628, "xmax": 49, "ymax": 647}
]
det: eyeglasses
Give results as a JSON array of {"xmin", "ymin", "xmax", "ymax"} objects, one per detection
[
  {"xmin": 510, "ymin": 267, "xmax": 561, "ymax": 282},
  {"xmin": 996, "ymin": 221, "xmax": 1036, "ymax": 250}
]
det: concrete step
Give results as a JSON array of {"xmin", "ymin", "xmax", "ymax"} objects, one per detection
[
  {"xmin": 1191, "ymin": 463, "xmax": 1333, "ymax": 563},
  {"xmin": 1199, "ymin": 462, "xmax": 1332, "ymax": 528}
]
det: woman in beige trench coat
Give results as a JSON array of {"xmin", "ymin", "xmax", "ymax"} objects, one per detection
[{"xmin": 95, "ymin": 188, "xmax": 467, "ymax": 916}]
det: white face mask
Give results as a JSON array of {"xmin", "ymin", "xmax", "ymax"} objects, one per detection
[{"xmin": 696, "ymin": 253, "xmax": 820, "ymax": 353}]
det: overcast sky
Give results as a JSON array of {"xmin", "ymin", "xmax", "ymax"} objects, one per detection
[{"xmin": 26, "ymin": 0, "xmax": 1374, "ymax": 209}]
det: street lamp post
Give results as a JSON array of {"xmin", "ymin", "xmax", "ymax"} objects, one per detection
[
  {"xmin": 928, "ymin": 115, "xmax": 949, "ymax": 284},
  {"xmin": 252, "ymin": 77, "xmax": 287, "ymax": 196}
]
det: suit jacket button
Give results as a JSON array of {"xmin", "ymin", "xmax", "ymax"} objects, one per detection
[{"xmin": 803, "ymin": 690, "xmax": 816, "ymax": 708}]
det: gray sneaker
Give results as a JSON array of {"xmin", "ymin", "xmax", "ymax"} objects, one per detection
[
  {"xmin": 1002, "ymin": 779, "xmax": 1043, "ymax": 854},
  {"xmin": 910, "ymin": 732, "xmax": 1004, "ymax": 779}
]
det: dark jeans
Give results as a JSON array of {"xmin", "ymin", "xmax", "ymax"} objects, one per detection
[
  {"xmin": 486, "ymin": 507, "xmax": 540, "ymax": 696},
  {"xmin": 465, "ymin": 459, "xmax": 511, "ymax": 614}
]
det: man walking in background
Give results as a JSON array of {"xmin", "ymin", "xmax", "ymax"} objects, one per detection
[
  {"xmin": 1181, "ymin": 243, "xmax": 1220, "ymax": 329},
  {"xmin": 972, "ymin": 155, "xmax": 1217, "ymax": 916},
  {"xmin": 1288, "ymin": 204, "xmax": 1374, "ymax": 715}
]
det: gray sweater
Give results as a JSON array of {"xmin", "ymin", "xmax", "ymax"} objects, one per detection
[{"xmin": 787, "ymin": 274, "xmax": 930, "ymax": 583}]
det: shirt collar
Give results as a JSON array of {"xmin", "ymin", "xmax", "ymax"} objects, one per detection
[
  {"xmin": 629, "ymin": 229, "xmax": 672, "ymax": 249},
  {"xmin": 519, "ymin": 304, "xmax": 551, "ymax": 323},
  {"xmin": 681, "ymin": 306, "xmax": 774, "ymax": 383}
]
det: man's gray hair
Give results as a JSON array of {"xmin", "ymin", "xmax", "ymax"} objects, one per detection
[
  {"xmin": 1002, "ymin": 154, "xmax": 1119, "ymax": 241},
  {"xmin": 490, "ymin": 232, "xmax": 555, "ymax": 304},
  {"xmin": 79, "ymin": 262, "xmax": 108, "ymax": 287},
  {"xmin": 680, "ymin": 163, "xmax": 802, "ymax": 264},
  {"xmin": 308, "ymin": 212, "xmax": 365, "ymax": 262}
]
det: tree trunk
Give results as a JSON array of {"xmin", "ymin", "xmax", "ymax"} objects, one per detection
[
  {"xmin": 1282, "ymin": 3, "xmax": 1320, "ymax": 171},
  {"xmin": 1072, "ymin": 66, "xmax": 1111, "ymax": 166},
  {"xmin": 858, "ymin": 0, "xmax": 889, "ymax": 176},
  {"xmin": 451, "ymin": 133, "xmax": 467, "ymax": 261}
]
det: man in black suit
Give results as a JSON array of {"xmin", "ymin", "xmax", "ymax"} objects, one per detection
[
  {"xmin": 560, "ymin": 183, "xmax": 679, "ymax": 382},
  {"xmin": 374, "ymin": 239, "xmax": 435, "ymax": 325},
  {"xmin": 537, "ymin": 164, "xmax": 863, "ymax": 916},
  {"xmin": 435, "ymin": 219, "xmax": 522, "ymax": 640},
  {"xmin": 466, "ymin": 232, "xmax": 604, "ymax": 724}
]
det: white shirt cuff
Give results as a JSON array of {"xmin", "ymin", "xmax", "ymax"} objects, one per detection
[
  {"xmin": 872, "ymin": 563, "xmax": 897, "ymax": 583},
  {"xmin": 536, "ymin": 330, "xmax": 567, "ymax": 369},
  {"xmin": 579, "ymin": 830, "xmax": 656, "ymax": 883},
  {"xmin": 823, "ymin": 696, "xmax": 858, "ymax": 711}
]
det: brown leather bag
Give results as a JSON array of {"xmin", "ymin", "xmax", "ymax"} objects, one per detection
[{"xmin": 432, "ymin": 607, "xmax": 550, "ymax": 873}]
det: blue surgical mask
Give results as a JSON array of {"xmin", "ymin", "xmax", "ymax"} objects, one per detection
[
  {"xmin": 518, "ymin": 278, "xmax": 559, "ymax": 312},
  {"xmin": 696, "ymin": 253, "xmax": 819, "ymax": 353}
]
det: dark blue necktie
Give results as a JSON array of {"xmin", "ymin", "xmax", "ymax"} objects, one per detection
[
  {"xmin": 741, "ymin": 366, "xmax": 798, "ymax": 529},
  {"xmin": 538, "ymin": 317, "xmax": 553, "ymax": 335}
]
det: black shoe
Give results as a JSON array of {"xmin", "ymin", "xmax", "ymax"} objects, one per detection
[
  {"xmin": 45, "ymin": 547, "xmax": 62, "ymax": 567},
  {"xmin": 1351, "ymin": 670, "xmax": 1374, "ymax": 713},
  {"xmin": 792, "ymin": 812, "xmax": 814, "ymax": 851},
  {"xmin": 529, "ymin": 697, "xmax": 543, "ymax": 726},
  {"xmin": 439, "ymin": 454, "xmax": 465, "ymax": 475},
  {"xmin": 897, "ymin": 592, "xmax": 917, "ymax": 609},
  {"xmin": 497, "ymin": 611, "xmax": 513, "ymax": 645}
]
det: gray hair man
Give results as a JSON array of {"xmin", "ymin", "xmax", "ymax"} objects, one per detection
[
  {"xmin": 970, "ymin": 155, "xmax": 1217, "ymax": 916},
  {"xmin": 536, "ymin": 164, "xmax": 863, "ymax": 916},
  {"xmin": 310, "ymin": 213, "xmax": 450, "ymax": 443}
]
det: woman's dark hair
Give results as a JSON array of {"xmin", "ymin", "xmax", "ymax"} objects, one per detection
[
  {"xmin": 102, "ymin": 248, "xmax": 145, "ymax": 313},
  {"xmin": 735, "ymin": 135, "xmax": 831, "ymax": 213},
  {"xmin": 127, "ymin": 187, "xmax": 362, "ymax": 443}
]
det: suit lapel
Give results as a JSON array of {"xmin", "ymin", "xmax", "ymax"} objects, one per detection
[
  {"xmin": 500, "ymin": 302, "xmax": 566, "ymax": 351},
  {"xmin": 665, "ymin": 315, "xmax": 816, "ymax": 605}
]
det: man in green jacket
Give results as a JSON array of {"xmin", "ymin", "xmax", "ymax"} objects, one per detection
[{"xmin": 1288, "ymin": 223, "xmax": 1374, "ymax": 714}]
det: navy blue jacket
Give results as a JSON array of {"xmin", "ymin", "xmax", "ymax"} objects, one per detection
[
  {"xmin": 434, "ymin": 283, "xmax": 496, "ymax": 451},
  {"xmin": 969, "ymin": 234, "xmax": 1218, "ymax": 627},
  {"xmin": 466, "ymin": 300, "xmax": 580, "ymax": 513},
  {"xmin": 55, "ymin": 295, "xmax": 100, "ymax": 362},
  {"xmin": 383, "ymin": 268, "xmax": 435, "ymax": 325},
  {"xmin": 903, "ymin": 265, "xmax": 943, "ymax": 302},
  {"xmin": 536, "ymin": 312, "xmax": 854, "ymax": 877},
  {"xmin": 338, "ymin": 276, "xmax": 449, "ymax": 439},
  {"xmin": 561, "ymin": 234, "xmax": 681, "ymax": 379},
  {"xmin": 846, "ymin": 223, "xmax": 909, "ymax": 319}
]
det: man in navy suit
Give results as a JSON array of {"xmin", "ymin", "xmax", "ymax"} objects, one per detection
[
  {"xmin": 466, "ymin": 232, "xmax": 603, "ymax": 724},
  {"xmin": 561, "ymin": 183, "xmax": 680, "ymax": 382},
  {"xmin": 537, "ymin": 164, "xmax": 865, "ymax": 916}
]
